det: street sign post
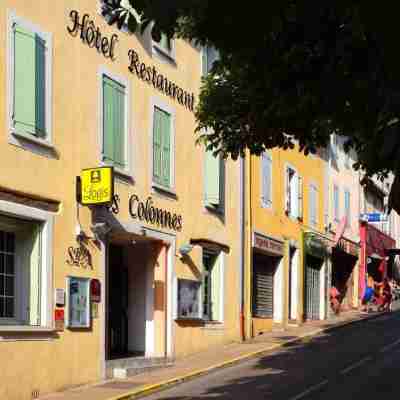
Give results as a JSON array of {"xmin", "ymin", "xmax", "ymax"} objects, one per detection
[{"xmin": 359, "ymin": 213, "xmax": 388, "ymax": 223}]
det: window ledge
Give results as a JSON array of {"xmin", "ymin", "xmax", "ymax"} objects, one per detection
[
  {"xmin": 0, "ymin": 326, "xmax": 55, "ymax": 333},
  {"xmin": 152, "ymin": 43, "xmax": 176, "ymax": 66},
  {"xmin": 12, "ymin": 130, "xmax": 54, "ymax": 150},
  {"xmin": 175, "ymin": 318, "xmax": 205, "ymax": 325},
  {"xmin": 114, "ymin": 168, "xmax": 134, "ymax": 184},
  {"xmin": 152, "ymin": 183, "xmax": 177, "ymax": 199},
  {"xmin": 205, "ymin": 204, "xmax": 224, "ymax": 216},
  {"xmin": 202, "ymin": 321, "xmax": 224, "ymax": 330},
  {"xmin": 261, "ymin": 201, "xmax": 272, "ymax": 209}
]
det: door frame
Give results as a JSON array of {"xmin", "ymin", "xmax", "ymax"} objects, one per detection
[{"xmin": 100, "ymin": 226, "xmax": 176, "ymax": 379}]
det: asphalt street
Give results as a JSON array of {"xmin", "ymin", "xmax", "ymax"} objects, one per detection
[{"xmin": 144, "ymin": 311, "xmax": 400, "ymax": 400}]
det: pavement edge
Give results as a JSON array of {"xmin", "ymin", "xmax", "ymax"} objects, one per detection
[{"xmin": 101, "ymin": 312, "xmax": 394, "ymax": 400}]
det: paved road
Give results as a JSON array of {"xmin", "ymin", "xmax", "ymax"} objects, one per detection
[{"xmin": 144, "ymin": 312, "xmax": 400, "ymax": 400}]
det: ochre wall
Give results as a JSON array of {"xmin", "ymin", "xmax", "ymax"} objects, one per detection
[
  {"xmin": 246, "ymin": 146, "xmax": 326, "ymax": 336},
  {"xmin": 0, "ymin": 1, "xmax": 241, "ymax": 399}
]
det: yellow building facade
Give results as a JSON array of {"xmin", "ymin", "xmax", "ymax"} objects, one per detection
[
  {"xmin": 244, "ymin": 146, "xmax": 328, "ymax": 338},
  {"xmin": 0, "ymin": 1, "xmax": 241, "ymax": 399}
]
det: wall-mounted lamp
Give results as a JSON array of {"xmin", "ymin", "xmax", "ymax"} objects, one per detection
[
  {"xmin": 90, "ymin": 222, "xmax": 111, "ymax": 241},
  {"xmin": 178, "ymin": 244, "xmax": 194, "ymax": 256}
]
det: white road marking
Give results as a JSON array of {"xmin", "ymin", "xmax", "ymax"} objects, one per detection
[
  {"xmin": 288, "ymin": 380, "xmax": 329, "ymax": 400},
  {"xmin": 340, "ymin": 356, "xmax": 372, "ymax": 375},
  {"xmin": 380, "ymin": 338, "xmax": 400, "ymax": 353}
]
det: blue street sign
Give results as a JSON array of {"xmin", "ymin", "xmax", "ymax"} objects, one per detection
[{"xmin": 359, "ymin": 213, "xmax": 388, "ymax": 223}]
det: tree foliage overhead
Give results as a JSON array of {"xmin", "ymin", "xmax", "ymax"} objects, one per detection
[{"xmin": 103, "ymin": 1, "xmax": 400, "ymax": 211}]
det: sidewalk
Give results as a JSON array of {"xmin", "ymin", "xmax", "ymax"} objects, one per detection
[{"xmin": 40, "ymin": 309, "xmax": 391, "ymax": 400}]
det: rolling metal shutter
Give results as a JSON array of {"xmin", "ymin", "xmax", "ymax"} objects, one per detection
[
  {"xmin": 305, "ymin": 258, "xmax": 321, "ymax": 320},
  {"xmin": 252, "ymin": 255, "xmax": 274, "ymax": 318}
]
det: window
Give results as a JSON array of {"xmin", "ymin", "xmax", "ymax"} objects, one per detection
[
  {"xmin": 344, "ymin": 151, "xmax": 351, "ymax": 169},
  {"xmin": 285, "ymin": 167, "xmax": 302, "ymax": 219},
  {"xmin": 204, "ymin": 149, "xmax": 224, "ymax": 211},
  {"xmin": 331, "ymin": 134, "xmax": 338, "ymax": 161},
  {"xmin": 101, "ymin": 73, "xmax": 128, "ymax": 172},
  {"xmin": 202, "ymin": 45, "xmax": 219, "ymax": 76},
  {"xmin": 8, "ymin": 12, "xmax": 52, "ymax": 145},
  {"xmin": 309, "ymin": 184, "xmax": 318, "ymax": 227},
  {"xmin": 0, "ymin": 208, "xmax": 53, "ymax": 329},
  {"xmin": 261, "ymin": 152, "xmax": 272, "ymax": 208},
  {"xmin": 202, "ymin": 250, "xmax": 223, "ymax": 322},
  {"xmin": 153, "ymin": 105, "xmax": 173, "ymax": 190},
  {"xmin": 344, "ymin": 190, "xmax": 351, "ymax": 226},
  {"xmin": 152, "ymin": 31, "xmax": 175, "ymax": 61},
  {"xmin": 333, "ymin": 185, "xmax": 339, "ymax": 222}
]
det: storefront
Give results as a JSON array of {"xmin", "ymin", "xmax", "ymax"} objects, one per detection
[
  {"xmin": 303, "ymin": 232, "xmax": 330, "ymax": 321},
  {"xmin": 330, "ymin": 237, "xmax": 359, "ymax": 312},
  {"xmin": 251, "ymin": 232, "xmax": 285, "ymax": 335},
  {"xmin": 359, "ymin": 222, "xmax": 395, "ymax": 300}
]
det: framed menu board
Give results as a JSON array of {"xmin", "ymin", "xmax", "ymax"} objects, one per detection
[
  {"xmin": 66, "ymin": 276, "xmax": 90, "ymax": 328},
  {"xmin": 177, "ymin": 279, "xmax": 201, "ymax": 319}
]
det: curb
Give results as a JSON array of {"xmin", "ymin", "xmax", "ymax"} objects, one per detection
[{"xmin": 107, "ymin": 311, "xmax": 392, "ymax": 400}]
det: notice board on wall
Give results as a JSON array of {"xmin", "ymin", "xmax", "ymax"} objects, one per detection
[
  {"xmin": 177, "ymin": 279, "xmax": 201, "ymax": 319},
  {"xmin": 66, "ymin": 276, "xmax": 90, "ymax": 328}
]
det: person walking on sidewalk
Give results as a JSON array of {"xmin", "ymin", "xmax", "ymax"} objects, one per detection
[{"xmin": 362, "ymin": 277, "xmax": 375, "ymax": 313}]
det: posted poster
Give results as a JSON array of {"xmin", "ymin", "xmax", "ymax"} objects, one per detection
[{"xmin": 67, "ymin": 277, "xmax": 90, "ymax": 328}]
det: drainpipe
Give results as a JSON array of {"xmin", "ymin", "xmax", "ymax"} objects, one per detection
[
  {"xmin": 245, "ymin": 152, "xmax": 253, "ymax": 339},
  {"xmin": 239, "ymin": 156, "xmax": 245, "ymax": 341}
]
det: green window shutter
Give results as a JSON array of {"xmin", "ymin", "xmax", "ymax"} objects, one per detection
[
  {"xmin": 29, "ymin": 224, "xmax": 42, "ymax": 326},
  {"xmin": 153, "ymin": 107, "xmax": 163, "ymax": 185},
  {"xmin": 103, "ymin": 76, "xmax": 125, "ymax": 168},
  {"xmin": 210, "ymin": 255, "xmax": 222, "ymax": 321},
  {"xmin": 160, "ymin": 110, "xmax": 171, "ymax": 187},
  {"xmin": 14, "ymin": 24, "xmax": 46, "ymax": 137},
  {"xmin": 113, "ymin": 82, "xmax": 125, "ymax": 168},
  {"xmin": 205, "ymin": 150, "xmax": 220, "ymax": 207}
]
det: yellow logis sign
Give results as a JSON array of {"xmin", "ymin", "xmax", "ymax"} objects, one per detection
[{"xmin": 81, "ymin": 167, "xmax": 114, "ymax": 205}]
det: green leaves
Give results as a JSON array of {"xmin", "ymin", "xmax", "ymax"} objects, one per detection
[{"xmin": 101, "ymin": 1, "xmax": 400, "ymax": 212}]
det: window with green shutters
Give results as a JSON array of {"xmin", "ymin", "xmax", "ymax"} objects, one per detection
[
  {"xmin": 0, "ymin": 215, "xmax": 42, "ymax": 326},
  {"xmin": 153, "ymin": 107, "xmax": 172, "ymax": 188},
  {"xmin": 102, "ymin": 75, "xmax": 126, "ymax": 169},
  {"xmin": 11, "ymin": 18, "xmax": 50, "ymax": 140}
]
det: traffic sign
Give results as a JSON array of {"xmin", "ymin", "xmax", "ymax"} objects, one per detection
[{"xmin": 359, "ymin": 213, "xmax": 388, "ymax": 223}]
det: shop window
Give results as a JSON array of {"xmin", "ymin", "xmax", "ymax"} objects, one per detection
[
  {"xmin": 261, "ymin": 152, "xmax": 272, "ymax": 208},
  {"xmin": 152, "ymin": 105, "xmax": 174, "ymax": 191},
  {"xmin": 202, "ymin": 45, "xmax": 219, "ymax": 76},
  {"xmin": 202, "ymin": 250, "xmax": 223, "ymax": 322},
  {"xmin": 101, "ymin": 73, "xmax": 128, "ymax": 173},
  {"xmin": 285, "ymin": 166, "xmax": 302, "ymax": 219},
  {"xmin": 309, "ymin": 183, "xmax": 318, "ymax": 227},
  {"xmin": 0, "ymin": 211, "xmax": 52, "ymax": 328},
  {"xmin": 204, "ymin": 149, "xmax": 225, "ymax": 212},
  {"xmin": 177, "ymin": 279, "xmax": 201, "ymax": 319},
  {"xmin": 8, "ymin": 12, "xmax": 53, "ymax": 147}
]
